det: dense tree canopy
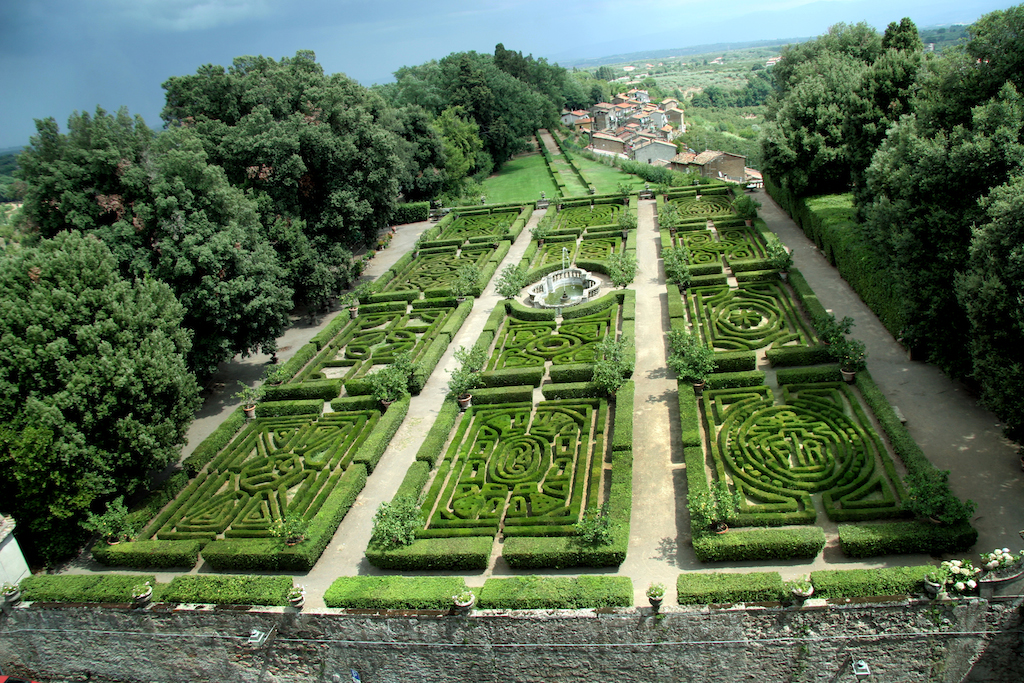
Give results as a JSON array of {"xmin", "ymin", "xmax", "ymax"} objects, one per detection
[
  {"xmin": 0, "ymin": 231, "xmax": 200, "ymax": 562},
  {"xmin": 16, "ymin": 109, "xmax": 294, "ymax": 377}
]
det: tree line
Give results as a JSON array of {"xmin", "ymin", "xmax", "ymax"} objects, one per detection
[
  {"xmin": 761, "ymin": 6, "xmax": 1024, "ymax": 444},
  {"xmin": 2, "ymin": 45, "xmax": 596, "ymax": 564}
]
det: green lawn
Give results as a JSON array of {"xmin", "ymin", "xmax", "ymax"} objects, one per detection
[
  {"xmin": 482, "ymin": 154, "xmax": 558, "ymax": 204},
  {"xmin": 573, "ymin": 156, "xmax": 647, "ymax": 195}
]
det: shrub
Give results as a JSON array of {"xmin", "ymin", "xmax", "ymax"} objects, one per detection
[
  {"xmin": 575, "ymin": 502, "xmax": 615, "ymax": 545},
  {"xmin": 608, "ymin": 251, "xmax": 638, "ymax": 288},
  {"xmin": 592, "ymin": 337, "xmax": 634, "ymax": 397},
  {"xmin": 667, "ymin": 330, "xmax": 716, "ymax": 383},
  {"xmin": 20, "ymin": 574, "xmax": 156, "ymax": 603},
  {"xmin": 810, "ymin": 566, "xmax": 934, "ymax": 599},
  {"xmin": 838, "ymin": 520, "xmax": 978, "ymax": 557},
  {"xmin": 365, "ymin": 536, "xmax": 493, "ymax": 571},
  {"xmin": 83, "ymin": 496, "xmax": 132, "ymax": 543},
  {"xmin": 903, "ymin": 469, "xmax": 977, "ymax": 526},
  {"xmin": 676, "ymin": 572, "xmax": 784, "ymax": 604},
  {"xmin": 394, "ymin": 202, "xmax": 430, "ymax": 224},
  {"xmin": 369, "ymin": 496, "xmax": 423, "ymax": 550},
  {"xmin": 478, "ymin": 576, "xmax": 632, "ymax": 609},
  {"xmin": 495, "ymin": 263, "xmax": 527, "ymax": 299},
  {"xmin": 183, "ymin": 410, "xmax": 246, "ymax": 476},
  {"xmin": 254, "ymin": 399, "xmax": 324, "ymax": 417},
  {"xmin": 693, "ymin": 527, "xmax": 826, "ymax": 562},
  {"xmin": 92, "ymin": 539, "xmax": 201, "ymax": 569},
  {"xmin": 324, "ymin": 576, "xmax": 466, "ymax": 609},
  {"xmin": 162, "ymin": 574, "xmax": 292, "ymax": 606},
  {"xmin": 663, "ymin": 245, "xmax": 692, "ymax": 288}
]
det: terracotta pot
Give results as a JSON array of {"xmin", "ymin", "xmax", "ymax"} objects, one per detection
[
  {"xmin": 693, "ymin": 381, "xmax": 706, "ymax": 397},
  {"xmin": 649, "ymin": 596, "xmax": 663, "ymax": 612},
  {"xmin": 457, "ymin": 394, "xmax": 473, "ymax": 411},
  {"xmin": 243, "ymin": 405, "xmax": 256, "ymax": 419},
  {"xmin": 840, "ymin": 369, "xmax": 856, "ymax": 383}
]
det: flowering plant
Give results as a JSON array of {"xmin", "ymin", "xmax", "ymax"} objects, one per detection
[
  {"xmin": 939, "ymin": 559, "xmax": 981, "ymax": 593},
  {"xmin": 2, "ymin": 581, "xmax": 19, "ymax": 595},
  {"xmin": 287, "ymin": 585, "xmax": 305, "ymax": 601},
  {"xmin": 131, "ymin": 581, "xmax": 152, "ymax": 599},
  {"xmin": 979, "ymin": 548, "xmax": 1024, "ymax": 574},
  {"xmin": 452, "ymin": 590, "xmax": 475, "ymax": 606}
]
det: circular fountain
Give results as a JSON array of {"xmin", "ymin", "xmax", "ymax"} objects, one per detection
[{"xmin": 528, "ymin": 268, "xmax": 601, "ymax": 309}]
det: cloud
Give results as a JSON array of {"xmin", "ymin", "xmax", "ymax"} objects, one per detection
[{"xmin": 101, "ymin": 0, "xmax": 277, "ymax": 31}]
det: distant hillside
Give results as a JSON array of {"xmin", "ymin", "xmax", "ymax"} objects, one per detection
[{"xmin": 566, "ymin": 39, "xmax": 809, "ymax": 70}]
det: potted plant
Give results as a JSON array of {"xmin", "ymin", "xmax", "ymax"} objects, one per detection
[
  {"xmin": 131, "ymin": 580, "xmax": 153, "ymax": 606},
  {"xmin": 832, "ymin": 337, "xmax": 867, "ymax": 382},
  {"xmin": 646, "ymin": 582, "xmax": 665, "ymax": 612},
  {"xmin": 979, "ymin": 547, "xmax": 1024, "ymax": 578},
  {"xmin": 531, "ymin": 223, "xmax": 551, "ymax": 245},
  {"xmin": 2, "ymin": 581, "xmax": 21, "ymax": 605},
  {"xmin": 667, "ymin": 330, "xmax": 716, "ymax": 394},
  {"xmin": 659, "ymin": 201, "xmax": 681, "ymax": 234},
  {"xmin": 903, "ymin": 468, "xmax": 976, "ymax": 526},
  {"xmin": 270, "ymin": 517, "xmax": 309, "ymax": 546},
  {"xmin": 83, "ymin": 495, "xmax": 133, "ymax": 545},
  {"xmin": 452, "ymin": 589, "xmax": 476, "ymax": 614},
  {"xmin": 940, "ymin": 559, "xmax": 981, "ymax": 595},
  {"xmin": 495, "ymin": 263, "xmax": 527, "ymax": 300},
  {"xmin": 923, "ymin": 570, "xmax": 946, "ymax": 596},
  {"xmin": 287, "ymin": 585, "xmax": 306, "ymax": 609},
  {"xmin": 617, "ymin": 207, "xmax": 638, "ymax": 238},
  {"xmin": 234, "ymin": 381, "xmax": 265, "ymax": 419},
  {"xmin": 786, "ymin": 577, "xmax": 814, "ymax": 600},
  {"xmin": 447, "ymin": 345, "xmax": 486, "ymax": 410},
  {"xmin": 366, "ymin": 362, "xmax": 411, "ymax": 408},
  {"xmin": 731, "ymin": 194, "xmax": 762, "ymax": 226},
  {"xmin": 450, "ymin": 262, "xmax": 481, "ymax": 301},
  {"xmin": 813, "ymin": 312, "xmax": 855, "ymax": 347},
  {"xmin": 262, "ymin": 364, "xmax": 290, "ymax": 387},
  {"xmin": 687, "ymin": 481, "xmax": 740, "ymax": 534}
]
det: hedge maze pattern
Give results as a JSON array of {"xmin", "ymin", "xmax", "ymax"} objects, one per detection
[
  {"xmin": 440, "ymin": 211, "xmax": 518, "ymax": 239},
  {"xmin": 384, "ymin": 246, "xmax": 496, "ymax": 292},
  {"xmin": 706, "ymin": 384, "xmax": 903, "ymax": 524},
  {"xmin": 420, "ymin": 399, "xmax": 607, "ymax": 539},
  {"xmin": 553, "ymin": 204, "xmax": 621, "ymax": 230},
  {"xmin": 670, "ymin": 195, "xmax": 733, "ymax": 217},
  {"xmin": 680, "ymin": 227, "xmax": 768, "ymax": 265},
  {"xmin": 154, "ymin": 413, "xmax": 379, "ymax": 541},
  {"xmin": 487, "ymin": 305, "xmax": 618, "ymax": 370},
  {"xmin": 689, "ymin": 282, "xmax": 817, "ymax": 351},
  {"xmin": 312, "ymin": 305, "xmax": 458, "ymax": 380}
]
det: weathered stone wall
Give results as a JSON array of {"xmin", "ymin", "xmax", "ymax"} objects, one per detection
[{"xmin": 1, "ymin": 597, "xmax": 1021, "ymax": 683}]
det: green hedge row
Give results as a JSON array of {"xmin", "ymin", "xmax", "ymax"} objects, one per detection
[
  {"xmin": 705, "ymin": 370, "xmax": 765, "ymax": 389},
  {"xmin": 365, "ymin": 536, "xmax": 493, "ymax": 571},
  {"xmin": 693, "ymin": 527, "xmax": 826, "ymax": 562},
  {"xmin": 541, "ymin": 381, "xmax": 601, "ymax": 400},
  {"xmin": 548, "ymin": 364, "xmax": 594, "ymax": 383},
  {"xmin": 92, "ymin": 539, "xmax": 202, "ymax": 569},
  {"xmin": 415, "ymin": 398, "xmax": 461, "ymax": 466},
  {"xmin": 478, "ymin": 576, "xmax": 632, "ymax": 609},
  {"xmin": 310, "ymin": 314, "xmax": 352, "ymax": 350},
  {"xmin": 481, "ymin": 366, "xmax": 546, "ymax": 388},
  {"xmin": 765, "ymin": 346, "xmax": 833, "ymax": 367},
  {"xmin": 472, "ymin": 385, "xmax": 535, "ymax": 404},
  {"xmin": 612, "ymin": 380, "xmax": 633, "ymax": 452},
  {"xmin": 676, "ymin": 572, "xmax": 784, "ymax": 604},
  {"xmin": 182, "ymin": 410, "xmax": 246, "ymax": 476},
  {"xmin": 162, "ymin": 574, "xmax": 292, "ymax": 606},
  {"xmin": 254, "ymin": 399, "xmax": 324, "ymax": 417},
  {"xmin": 330, "ymin": 395, "xmax": 379, "ymax": 411},
  {"xmin": 838, "ymin": 520, "xmax": 978, "ymax": 557},
  {"xmin": 263, "ymin": 379, "xmax": 342, "ymax": 401},
  {"xmin": 714, "ymin": 351, "xmax": 757, "ymax": 373},
  {"xmin": 679, "ymin": 385, "xmax": 701, "ymax": 447},
  {"xmin": 20, "ymin": 574, "xmax": 156, "ymax": 603},
  {"xmin": 775, "ymin": 366, "xmax": 842, "ymax": 384},
  {"xmin": 353, "ymin": 397, "xmax": 409, "ymax": 473},
  {"xmin": 395, "ymin": 460, "xmax": 432, "ymax": 501},
  {"xmin": 810, "ymin": 566, "xmax": 933, "ymax": 599},
  {"xmin": 324, "ymin": 576, "xmax": 467, "ymax": 609},
  {"xmin": 393, "ymin": 202, "xmax": 430, "ymax": 224}
]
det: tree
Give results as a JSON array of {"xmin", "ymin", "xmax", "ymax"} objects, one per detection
[
  {"xmin": 607, "ymin": 251, "xmax": 637, "ymax": 289},
  {"xmin": 369, "ymin": 496, "xmax": 423, "ymax": 549},
  {"xmin": 433, "ymin": 106, "xmax": 483, "ymax": 195},
  {"xmin": 17, "ymin": 112, "xmax": 295, "ymax": 377},
  {"xmin": 0, "ymin": 232, "xmax": 200, "ymax": 563},
  {"xmin": 956, "ymin": 174, "xmax": 1024, "ymax": 442},
  {"xmin": 592, "ymin": 337, "xmax": 634, "ymax": 397},
  {"xmin": 495, "ymin": 263, "xmax": 526, "ymax": 299}
]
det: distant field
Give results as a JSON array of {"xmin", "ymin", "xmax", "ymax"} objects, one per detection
[
  {"xmin": 573, "ymin": 157, "xmax": 646, "ymax": 195},
  {"xmin": 482, "ymin": 154, "xmax": 558, "ymax": 204}
]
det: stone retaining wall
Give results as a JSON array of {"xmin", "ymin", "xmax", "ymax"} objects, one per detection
[{"xmin": 1, "ymin": 597, "xmax": 1022, "ymax": 682}]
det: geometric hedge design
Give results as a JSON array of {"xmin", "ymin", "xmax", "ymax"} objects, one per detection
[
  {"xmin": 670, "ymin": 195, "xmax": 733, "ymax": 217},
  {"xmin": 705, "ymin": 383, "xmax": 905, "ymax": 524},
  {"xmin": 384, "ymin": 245, "xmax": 497, "ymax": 292},
  {"xmin": 153, "ymin": 412, "xmax": 378, "ymax": 540},
  {"xmin": 576, "ymin": 235, "xmax": 621, "ymax": 261},
  {"xmin": 486, "ymin": 304, "xmax": 618, "ymax": 370},
  {"xmin": 680, "ymin": 227, "xmax": 767, "ymax": 265},
  {"xmin": 534, "ymin": 241, "xmax": 579, "ymax": 267},
  {"xmin": 689, "ymin": 282, "xmax": 817, "ymax": 351},
  {"xmin": 311, "ymin": 304, "xmax": 458, "ymax": 380},
  {"xmin": 441, "ymin": 211, "xmax": 519, "ymax": 239},
  {"xmin": 552, "ymin": 203, "xmax": 621, "ymax": 230},
  {"xmin": 419, "ymin": 399, "xmax": 607, "ymax": 539}
]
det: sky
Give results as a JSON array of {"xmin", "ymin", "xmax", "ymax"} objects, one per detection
[{"xmin": 0, "ymin": 0, "xmax": 1015, "ymax": 149}]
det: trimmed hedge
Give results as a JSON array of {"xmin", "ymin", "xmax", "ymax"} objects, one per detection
[
  {"xmin": 775, "ymin": 365, "xmax": 842, "ymax": 384},
  {"xmin": 679, "ymin": 385, "xmax": 702, "ymax": 447},
  {"xmin": 705, "ymin": 370, "xmax": 765, "ymax": 389},
  {"xmin": 162, "ymin": 574, "xmax": 292, "ymax": 606},
  {"xmin": 838, "ymin": 520, "xmax": 978, "ymax": 557},
  {"xmin": 541, "ymin": 381, "xmax": 601, "ymax": 400},
  {"xmin": 714, "ymin": 351, "xmax": 757, "ymax": 373},
  {"xmin": 393, "ymin": 201, "xmax": 430, "ymax": 224},
  {"xmin": 182, "ymin": 409, "xmax": 246, "ymax": 476},
  {"xmin": 395, "ymin": 460, "xmax": 432, "ymax": 501},
  {"xmin": 548, "ymin": 364, "xmax": 594, "ymax": 383},
  {"xmin": 481, "ymin": 366, "xmax": 546, "ymax": 388},
  {"xmin": 810, "ymin": 565, "xmax": 934, "ymax": 599},
  {"xmin": 254, "ymin": 399, "xmax": 324, "ymax": 417},
  {"xmin": 612, "ymin": 380, "xmax": 634, "ymax": 452},
  {"xmin": 365, "ymin": 536, "xmax": 493, "ymax": 571},
  {"xmin": 330, "ymin": 395, "xmax": 379, "ymax": 411},
  {"xmin": 263, "ymin": 379, "xmax": 342, "ymax": 401},
  {"xmin": 478, "ymin": 576, "xmax": 633, "ymax": 609},
  {"xmin": 415, "ymin": 398, "xmax": 460, "ymax": 466},
  {"xmin": 765, "ymin": 346, "xmax": 834, "ymax": 367},
  {"xmin": 20, "ymin": 574, "xmax": 156, "ymax": 603},
  {"xmin": 693, "ymin": 527, "xmax": 826, "ymax": 562},
  {"xmin": 353, "ymin": 397, "xmax": 409, "ymax": 473},
  {"xmin": 309, "ymin": 314, "xmax": 352, "ymax": 350},
  {"xmin": 472, "ymin": 385, "xmax": 535, "ymax": 404},
  {"xmin": 92, "ymin": 539, "xmax": 201, "ymax": 569},
  {"xmin": 324, "ymin": 576, "xmax": 466, "ymax": 609},
  {"xmin": 676, "ymin": 572, "xmax": 784, "ymax": 604}
]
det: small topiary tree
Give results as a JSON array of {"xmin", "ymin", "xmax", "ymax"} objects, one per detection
[
  {"xmin": 83, "ymin": 496, "xmax": 133, "ymax": 543},
  {"xmin": 667, "ymin": 330, "xmax": 716, "ymax": 384},
  {"xmin": 575, "ymin": 502, "xmax": 615, "ymax": 546},
  {"xmin": 607, "ymin": 251, "xmax": 638, "ymax": 289},
  {"xmin": 662, "ymin": 245, "xmax": 692, "ymax": 288},
  {"xmin": 813, "ymin": 312, "xmax": 855, "ymax": 346},
  {"xmin": 370, "ymin": 496, "xmax": 423, "ymax": 550},
  {"xmin": 592, "ymin": 336, "xmax": 634, "ymax": 397},
  {"xmin": 451, "ymin": 262, "xmax": 481, "ymax": 299},
  {"xmin": 495, "ymin": 264, "xmax": 527, "ymax": 299},
  {"xmin": 731, "ymin": 194, "xmax": 762, "ymax": 222}
]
